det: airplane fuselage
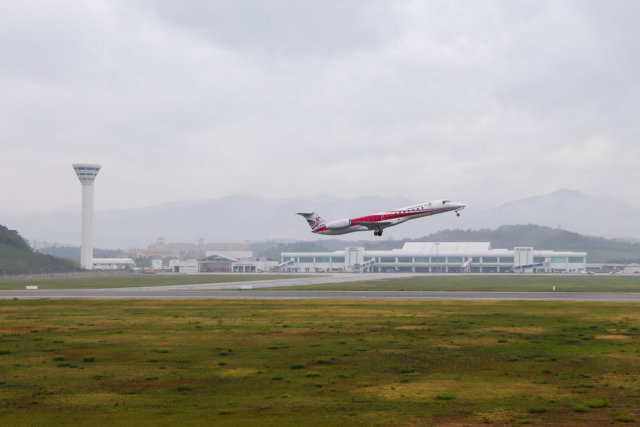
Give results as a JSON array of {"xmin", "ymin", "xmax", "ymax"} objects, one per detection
[{"xmin": 298, "ymin": 199, "xmax": 466, "ymax": 237}]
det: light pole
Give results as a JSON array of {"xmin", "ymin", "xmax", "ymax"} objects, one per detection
[{"xmin": 435, "ymin": 242, "xmax": 440, "ymax": 273}]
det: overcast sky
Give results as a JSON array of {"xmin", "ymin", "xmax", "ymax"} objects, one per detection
[{"xmin": 2, "ymin": 0, "xmax": 639, "ymax": 213}]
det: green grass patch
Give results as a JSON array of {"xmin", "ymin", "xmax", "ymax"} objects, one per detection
[
  {"xmin": 435, "ymin": 393, "xmax": 455, "ymax": 400},
  {"xmin": 0, "ymin": 298, "xmax": 640, "ymax": 425},
  {"xmin": 585, "ymin": 399, "xmax": 609, "ymax": 408}
]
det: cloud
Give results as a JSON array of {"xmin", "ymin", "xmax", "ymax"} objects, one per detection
[{"xmin": 1, "ymin": 0, "xmax": 639, "ymax": 217}]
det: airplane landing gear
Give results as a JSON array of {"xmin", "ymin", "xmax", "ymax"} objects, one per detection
[
  {"xmin": 456, "ymin": 212, "xmax": 460, "ymax": 217},
  {"xmin": 374, "ymin": 230, "xmax": 383, "ymax": 237}
]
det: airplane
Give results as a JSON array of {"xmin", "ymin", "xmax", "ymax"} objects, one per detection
[{"xmin": 297, "ymin": 199, "xmax": 466, "ymax": 237}]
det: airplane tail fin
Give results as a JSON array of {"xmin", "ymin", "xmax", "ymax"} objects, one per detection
[{"xmin": 296, "ymin": 212, "xmax": 326, "ymax": 232}]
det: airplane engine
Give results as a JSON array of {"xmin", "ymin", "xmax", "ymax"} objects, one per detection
[{"xmin": 325, "ymin": 218, "xmax": 351, "ymax": 229}]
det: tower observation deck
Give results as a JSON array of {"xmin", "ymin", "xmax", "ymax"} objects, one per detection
[{"xmin": 72, "ymin": 163, "xmax": 101, "ymax": 269}]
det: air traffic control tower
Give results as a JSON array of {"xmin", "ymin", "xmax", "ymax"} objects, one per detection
[{"xmin": 72, "ymin": 163, "xmax": 101, "ymax": 270}]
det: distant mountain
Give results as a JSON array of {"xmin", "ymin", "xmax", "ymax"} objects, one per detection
[
  {"xmin": 0, "ymin": 225, "xmax": 80, "ymax": 274},
  {"xmin": 1, "ymin": 189, "xmax": 639, "ymax": 249}
]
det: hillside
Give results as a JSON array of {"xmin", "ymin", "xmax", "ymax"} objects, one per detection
[
  {"xmin": 0, "ymin": 225, "xmax": 80, "ymax": 275},
  {"xmin": 37, "ymin": 246, "xmax": 128, "ymax": 264},
  {"xmin": 254, "ymin": 225, "xmax": 640, "ymax": 263}
]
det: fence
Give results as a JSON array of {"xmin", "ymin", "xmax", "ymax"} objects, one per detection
[{"xmin": 0, "ymin": 269, "xmax": 132, "ymax": 281}]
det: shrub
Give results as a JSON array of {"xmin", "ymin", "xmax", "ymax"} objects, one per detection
[
  {"xmin": 614, "ymin": 412, "xmax": 633, "ymax": 422},
  {"xmin": 0, "ymin": 350, "xmax": 10, "ymax": 355},
  {"xmin": 305, "ymin": 371, "xmax": 321, "ymax": 377},
  {"xmin": 175, "ymin": 358, "xmax": 188, "ymax": 363},
  {"xmin": 357, "ymin": 382, "xmax": 372, "ymax": 387},
  {"xmin": 316, "ymin": 358, "xmax": 330, "ymax": 364},
  {"xmin": 157, "ymin": 349, "xmax": 169, "ymax": 354},
  {"xmin": 53, "ymin": 340, "xmax": 64, "ymax": 344},
  {"xmin": 337, "ymin": 341, "xmax": 346, "ymax": 344},
  {"xmin": 57, "ymin": 362, "xmax": 71, "ymax": 367},
  {"xmin": 82, "ymin": 356, "xmax": 95, "ymax": 362},
  {"xmin": 571, "ymin": 359, "xmax": 583, "ymax": 363},
  {"xmin": 399, "ymin": 368, "xmax": 414, "ymax": 374},
  {"xmin": 572, "ymin": 404, "xmax": 587, "ymax": 413},
  {"xmin": 218, "ymin": 409, "xmax": 232, "ymax": 415},
  {"xmin": 498, "ymin": 339, "xmax": 507, "ymax": 343},
  {"xmin": 509, "ymin": 357, "xmax": 520, "ymax": 362},
  {"xmin": 436, "ymin": 393, "xmax": 455, "ymax": 400},
  {"xmin": 585, "ymin": 399, "xmax": 609, "ymax": 408},
  {"xmin": 542, "ymin": 369, "xmax": 552, "ymax": 374},
  {"xmin": 271, "ymin": 376, "xmax": 283, "ymax": 380},
  {"xmin": 147, "ymin": 358, "xmax": 159, "ymax": 362},
  {"xmin": 43, "ymin": 348, "xmax": 59, "ymax": 352},
  {"xmin": 94, "ymin": 374, "xmax": 103, "ymax": 380},
  {"xmin": 572, "ymin": 389, "xmax": 588, "ymax": 393},
  {"xmin": 218, "ymin": 361, "xmax": 227, "ymax": 366},
  {"xmin": 219, "ymin": 352, "xmax": 229, "ymax": 356},
  {"xmin": 290, "ymin": 363, "xmax": 305, "ymax": 369},
  {"xmin": 177, "ymin": 385, "xmax": 193, "ymax": 391},
  {"xmin": 401, "ymin": 378, "xmax": 410, "ymax": 382},
  {"xmin": 518, "ymin": 420, "xmax": 530, "ymax": 425},
  {"xmin": 30, "ymin": 330, "xmax": 39, "ymax": 333},
  {"xmin": 268, "ymin": 346, "xmax": 279, "ymax": 350},
  {"xmin": 531, "ymin": 379, "xmax": 547, "ymax": 384},
  {"xmin": 527, "ymin": 407, "xmax": 547, "ymax": 413},
  {"xmin": 146, "ymin": 376, "xmax": 159, "ymax": 381},
  {"xmin": 263, "ymin": 395, "xmax": 276, "ymax": 399},
  {"xmin": 281, "ymin": 393, "xmax": 291, "ymax": 398},
  {"xmin": 314, "ymin": 382, "xmax": 328, "ymax": 388},
  {"xmin": 53, "ymin": 356, "xmax": 66, "ymax": 361}
]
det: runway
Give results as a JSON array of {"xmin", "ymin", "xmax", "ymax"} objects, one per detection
[
  {"xmin": 2, "ymin": 272, "xmax": 639, "ymax": 302},
  {"xmin": 3, "ymin": 289, "xmax": 640, "ymax": 302}
]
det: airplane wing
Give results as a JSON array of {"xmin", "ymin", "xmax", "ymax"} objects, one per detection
[{"xmin": 351, "ymin": 221, "xmax": 393, "ymax": 230}]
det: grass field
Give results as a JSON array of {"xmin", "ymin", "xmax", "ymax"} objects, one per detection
[
  {"xmin": 1, "ymin": 299, "xmax": 640, "ymax": 426},
  {"xmin": 267, "ymin": 274, "xmax": 640, "ymax": 293},
  {"xmin": 0, "ymin": 274, "xmax": 308, "ymax": 291}
]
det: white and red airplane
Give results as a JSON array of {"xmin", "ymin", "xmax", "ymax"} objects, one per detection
[{"xmin": 297, "ymin": 199, "xmax": 466, "ymax": 237}]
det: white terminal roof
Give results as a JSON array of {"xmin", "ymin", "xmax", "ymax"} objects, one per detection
[{"xmin": 396, "ymin": 242, "xmax": 493, "ymax": 253}]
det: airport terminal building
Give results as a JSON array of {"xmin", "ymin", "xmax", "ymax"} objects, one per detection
[{"xmin": 281, "ymin": 242, "xmax": 587, "ymax": 273}]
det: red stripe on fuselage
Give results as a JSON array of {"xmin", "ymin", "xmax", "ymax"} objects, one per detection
[{"xmin": 351, "ymin": 208, "xmax": 439, "ymax": 223}]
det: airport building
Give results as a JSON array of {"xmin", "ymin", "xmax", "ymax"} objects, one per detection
[
  {"xmin": 92, "ymin": 257, "xmax": 135, "ymax": 270},
  {"xmin": 169, "ymin": 256, "xmax": 278, "ymax": 273},
  {"xmin": 281, "ymin": 242, "xmax": 587, "ymax": 273}
]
